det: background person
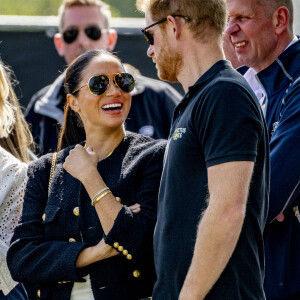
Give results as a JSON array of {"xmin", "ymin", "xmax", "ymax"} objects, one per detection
[
  {"xmin": 8, "ymin": 50, "xmax": 166, "ymax": 300},
  {"xmin": 0, "ymin": 60, "xmax": 29, "ymax": 299},
  {"xmin": 25, "ymin": 0, "xmax": 181, "ymax": 156},
  {"xmin": 137, "ymin": 0, "xmax": 269, "ymax": 299},
  {"xmin": 0, "ymin": 60, "xmax": 34, "ymax": 163},
  {"xmin": 225, "ymin": 0, "xmax": 300, "ymax": 298}
]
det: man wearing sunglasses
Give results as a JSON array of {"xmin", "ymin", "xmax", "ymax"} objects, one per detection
[
  {"xmin": 137, "ymin": 0, "xmax": 269, "ymax": 299},
  {"xmin": 25, "ymin": 0, "xmax": 181, "ymax": 156}
]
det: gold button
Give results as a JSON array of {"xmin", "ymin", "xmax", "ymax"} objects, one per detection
[
  {"xmin": 69, "ymin": 238, "xmax": 76, "ymax": 242},
  {"xmin": 116, "ymin": 197, "xmax": 121, "ymax": 203},
  {"xmin": 42, "ymin": 213, "xmax": 46, "ymax": 221},
  {"xmin": 122, "ymin": 250, "xmax": 128, "ymax": 255},
  {"xmin": 37, "ymin": 289, "xmax": 41, "ymax": 297},
  {"xmin": 133, "ymin": 270, "xmax": 140, "ymax": 278},
  {"xmin": 113, "ymin": 242, "xmax": 119, "ymax": 248},
  {"xmin": 126, "ymin": 254, "xmax": 132, "ymax": 260},
  {"xmin": 118, "ymin": 245, "xmax": 124, "ymax": 251},
  {"xmin": 73, "ymin": 207, "xmax": 79, "ymax": 216}
]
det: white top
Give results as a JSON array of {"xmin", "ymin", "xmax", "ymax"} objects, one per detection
[
  {"xmin": 0, "ymin": 146, "xmax": 27, "ymax": 295},
  {"xmin": 70, "ymin": 275, "xmax": 94, "ymax": 300}
]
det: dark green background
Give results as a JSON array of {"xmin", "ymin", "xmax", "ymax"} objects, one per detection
[{"xmin": 0, "ymin": 0, "xmax": 143, "ymax": 17}]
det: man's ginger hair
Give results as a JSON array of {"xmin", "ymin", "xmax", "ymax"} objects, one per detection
[{"xmin": 136, "ymin": 0, "xmax": 227, "ymax": 42}]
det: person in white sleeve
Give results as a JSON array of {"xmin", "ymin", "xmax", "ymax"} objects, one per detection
[{"xmin": 0, "ymin": 59, "xmax": 32, "ymax": 299}]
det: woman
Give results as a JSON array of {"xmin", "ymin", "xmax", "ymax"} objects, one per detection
[
  {"xmin": 8, "ymin": 50, "xmax": 166, "ymax": 300},
  {"xmin": 0, "ymin": 60, "xmax": 34, "ymax": 162},
  {"xmin": 0, "ymin": 61, "xmax": 29, "ymax": 299}
]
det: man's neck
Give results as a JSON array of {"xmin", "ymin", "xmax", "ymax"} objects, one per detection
[
  {"xmin": 177, "ymin": 39, "xmax": 225, "ymax": 93},
  {"xmin": 253, "ymin": 33, "xmax": 295, "ymax": 73}
]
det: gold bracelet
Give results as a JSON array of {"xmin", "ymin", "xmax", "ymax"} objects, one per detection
[
  {"xmin": 91, "ymin": 187, "xmax": 109, "ymax": 204},
  {"xmin": 92, "ymin": 190, "xmax": 112, "ymax": 206}
]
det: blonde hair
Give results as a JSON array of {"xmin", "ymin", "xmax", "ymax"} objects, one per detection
[
  {"xmin": 0, "ymin": 61, "xmax": 34, "ymax": 163},
  {"xmin": 0, "ymin": 64, "xmax": 15, "ymax": 138},
  {"xmin": 136, "ymin": 0, "xmax": 227, "ymax": 41},
  {"xmin": 58, "ymin": 0, "xmax": 112, "ymax": 32}
]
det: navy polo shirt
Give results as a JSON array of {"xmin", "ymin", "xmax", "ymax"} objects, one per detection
[{"xmin": 153, "ymin": 61, "xmax": 269, "ymax": 299}]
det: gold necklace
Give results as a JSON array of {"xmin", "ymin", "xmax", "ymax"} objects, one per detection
[{"xmin": 105, "ymin": 150, "xmax": 113, "ymax": 158}]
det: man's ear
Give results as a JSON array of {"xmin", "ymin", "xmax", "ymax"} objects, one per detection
[
  {"xmin": 54, "ymin": 33, "xmax": 65, "ymax": 57},
  {"xmin": 273, "ymin": 6, "xmax": 289, "ymax": 35},
  {"xmin": 107, "ymin": 29, "xmax": 118, "ymax": 51},
  {"xmin": 166, "ymin": 15, "xmax": 183, "ymax": 40}
]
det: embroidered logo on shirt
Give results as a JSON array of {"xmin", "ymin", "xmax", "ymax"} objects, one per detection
[{"xmin": 173, "ymin": 128, "xmax": 186, "ymax": 140}]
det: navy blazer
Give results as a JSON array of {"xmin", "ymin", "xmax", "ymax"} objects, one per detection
[{"xmin": 8, "ymin": 132, "xmax": 166, "ymax": 300}]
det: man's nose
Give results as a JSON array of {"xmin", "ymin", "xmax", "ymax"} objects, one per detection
[
  {"xmin": 76, "ymin": 29, "xmax": 90, "ymax": 47},
  {"xmin": 225, "ymin": 21, "xmax": 240, "ymax": 38},
  {"xmin": 147, "ymin": 44, "xmax": 154, "ymax": 58}
]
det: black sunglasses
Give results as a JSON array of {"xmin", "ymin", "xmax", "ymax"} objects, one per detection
[
  {"xmin": 63, "ymin": 25, "xmax": 106, "ymax": 44},
  {"xmin": 141, "ymin": 15, "xmax": 190, "ymax": 45},
  {"xmin": 72, "ymin": 73, "xmax": 135, "ymax": 96}
]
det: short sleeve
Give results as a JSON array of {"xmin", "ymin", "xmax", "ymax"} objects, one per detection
[{"xmin": 194, "ymin": 82, "xmax": 263, "ymax": 167}]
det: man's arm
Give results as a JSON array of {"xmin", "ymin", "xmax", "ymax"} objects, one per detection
[{"xmin": 179, "ymin": 161, "xmax": 254, "ymax": 300}]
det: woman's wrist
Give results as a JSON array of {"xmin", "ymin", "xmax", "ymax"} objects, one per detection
[
  {"xmin": 80, "ymin": 169, "xmax": 103, "ymax": 189},
  {"xmin": 76, "ymin": 241, "xmax": 114, "ymax": 268},
  {"xmin": 76, "ymin": 246, "xmax": 96, "ymax": 268}
]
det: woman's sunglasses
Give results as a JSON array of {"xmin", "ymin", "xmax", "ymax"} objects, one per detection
[
  {"xmin": 72, "ymin": 73, "xmax": 135, "ymax": 96},
  {"xmin": 63, "ymin": 25, "xmax": 106, "ymax": 44}
]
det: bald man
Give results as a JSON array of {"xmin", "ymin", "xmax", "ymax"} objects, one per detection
[{"xmin": 226, "ymin": 1, "xmax": 300, "ymax": 299}]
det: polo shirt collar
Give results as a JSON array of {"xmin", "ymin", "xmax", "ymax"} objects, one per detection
[{"xmin": 174, "ymin": 60, "xmax": 232, "ymax": 119}]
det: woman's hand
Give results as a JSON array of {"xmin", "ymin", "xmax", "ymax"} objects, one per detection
[
  {"xmin": 129, "ymin": 203, "xmax": 141, "ymax": 214},
  {"xmin": 63, "ymin": 145, "xmax": 99, "ymax": 183},
  {"xmin": 93, "ymin": 238, "xmax": 119, "ymax": 261},
  {"xmin": 76, "ymin": 203, "xmax": 141, "ymax": 268},
  {"xmin": 76, "ymin": 239, "xmax": 119, "ymax": 268},
  {"xmin": 76, "ymin": 205, "xmax": 140, "ymax": 268}
]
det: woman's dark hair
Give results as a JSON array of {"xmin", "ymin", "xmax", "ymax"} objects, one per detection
[{"xmin": 57, "ymin": 50, "xmax": 122, "ymax": 151}]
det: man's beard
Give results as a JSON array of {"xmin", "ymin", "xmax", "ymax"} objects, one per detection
[{"xmin": 155, "ymin": 44, "xmax": 183, "ymax": 82}]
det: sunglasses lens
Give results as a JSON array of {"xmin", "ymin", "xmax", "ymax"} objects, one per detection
[
  {"xmin": 89, "ymin": 75, "xmax": 109, "ymax": 95},
  {"xmin": 85, "ymin": 26, "xmax": 101, "ymax": 40},
  {"xmin": 115, "ymin": 73, "xmax": 135, "ymax": 93},
  {"xmin": 143, "ymin": 31, "xmax": 154, "ymax": 45},
  {"xmin": 63, "ymin": 29, "xmax": 78, "ymax": 44}
]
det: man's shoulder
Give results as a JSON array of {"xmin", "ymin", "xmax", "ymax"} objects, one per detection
[
  {"xmin": 30, "ymin": 85, "xmax": 52, "ymax": 104},
  {"xmin": 201, "ymin": 67, "xmax": 254, "ymax": 98},
  {"xmin": 190, "ymin": 67, "xmax": 260, "ymax": 116},
  {"xmin": 26, "ymin": 85, "xmax": 52, "ymax": 114}
]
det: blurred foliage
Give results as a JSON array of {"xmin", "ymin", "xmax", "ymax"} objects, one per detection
[{"xmin": 0, "ymin": 0, "xmax": 144, "ymax": 17}]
